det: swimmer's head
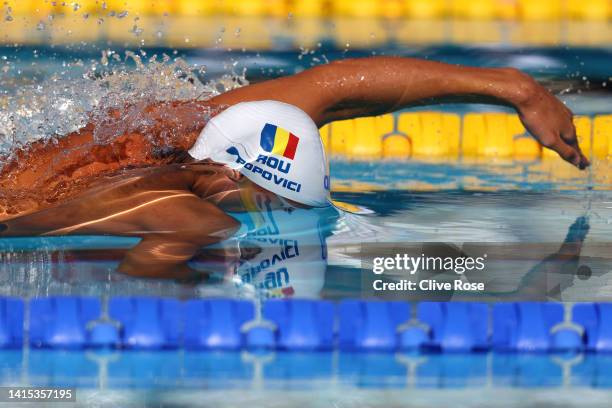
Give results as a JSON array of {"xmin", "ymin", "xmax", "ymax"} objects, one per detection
[{"xmin": 188, "ymin": 100, "xmax": 330, "ymax": 207}]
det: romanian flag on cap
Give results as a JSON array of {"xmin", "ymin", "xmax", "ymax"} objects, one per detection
[{"xmin": 260, "ymin": 123, "xmax": 299, "ymax": 160}]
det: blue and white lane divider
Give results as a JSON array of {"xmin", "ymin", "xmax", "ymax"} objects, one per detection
[{"xmin": 1, "ymin": 297, "xmax": 612, "ymax": 352}]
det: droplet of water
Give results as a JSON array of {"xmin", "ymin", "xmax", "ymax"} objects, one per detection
[
  {"xmin": 130, "ymin": 25, "xmax": 143, "ymax": 36},
  {"xmin": 100, "ymin": 51, "xmax": 108, "ymax": 66},
  {"xmin": 0, "ymin": 52, "xmax": 247, "ymax": 162}
]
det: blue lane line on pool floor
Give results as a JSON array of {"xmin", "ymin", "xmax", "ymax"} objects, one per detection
[{"xmin": 2, "ymin": 350, "xmax": 612, "ymax": 389}]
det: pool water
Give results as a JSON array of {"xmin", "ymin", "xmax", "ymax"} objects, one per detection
[
  {"xmin": 1, "ymin": 43, "xmax": 612, "ymax": 407},
  {"xmin": 1, "ymin": 160, "xmax": 610, "ymax": 301}
]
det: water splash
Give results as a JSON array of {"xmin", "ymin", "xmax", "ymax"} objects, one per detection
[{"xmin": 0, "ymin": 51, "xmax": 248, "ymax": 158}]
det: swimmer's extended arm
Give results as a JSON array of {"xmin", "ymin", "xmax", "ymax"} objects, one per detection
[{"xmin": 212, "ymin": 57, "xmax": 588, "ymax": 169}]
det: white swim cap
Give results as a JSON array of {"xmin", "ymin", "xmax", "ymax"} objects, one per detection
[{"xmin": 188, "ymin": 100, "xmax": 331, "ymax": 207}]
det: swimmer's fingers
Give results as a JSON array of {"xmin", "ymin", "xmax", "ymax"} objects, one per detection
[
  {"xmin": 558, "ymin": 119, "xmax": 578, "ymax": 147},
  {"xmin": 544, "ymin": 135, "xmax": 588, "ymax": 169},
  {"xmin": 519, "ymin": 112, "xmax": 585, "ymax": 169},
  {"xmin": 514, "ymin": 75, "xmax": 590, "ymax": 169},
  {"xmin": 560, "ymin": 124, "xmax": 590, "ymax": 169}
]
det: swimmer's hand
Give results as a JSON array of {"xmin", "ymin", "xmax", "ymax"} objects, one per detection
[{"xmin": 509, "ymin": 71, "xmax": 590, "ymax": 169}]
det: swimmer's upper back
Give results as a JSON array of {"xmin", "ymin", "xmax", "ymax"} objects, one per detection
[{"xmin": 0, "ymin": 100, "xmax": 224, "ymax": 192}]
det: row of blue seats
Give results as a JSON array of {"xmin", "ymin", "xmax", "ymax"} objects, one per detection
[
  {"xmin": 1, "ymin": 297, "xmax": 612, "ymax": 352},
  {"xmin": 2, "ymin": 351, "xmax": 612, "ymax": 388}
]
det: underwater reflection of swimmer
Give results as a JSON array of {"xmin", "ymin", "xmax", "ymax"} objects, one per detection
[
  {"xmin": 467, "ymin": 215, "xmax": 593, "ymax": 301},
  {"xmin": 513, "ymin": 215, "xmax": 591, "ymax": 300},
  {"xmin": 229, "ymin": 209, "xmax": 334, "ymax": 299},
  {"xmin": 0, "ymin": 164, "xmax": 336, "ymax": 297},
  {"xmin": 368, "ymin": 215, "xmax": 594, "ymax": 301},
  {"xmin": 461, "ymin": 215, "xmax": 593, "ymax": 301},
  {"xmin": 0, "ymin": 164, "xmax": 281, "ymax": 278}
]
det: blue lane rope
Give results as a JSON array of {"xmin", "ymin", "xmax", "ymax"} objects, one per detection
[{"xmin": 2, "ymin": 297, "xmax": 612, "ymax": 352}]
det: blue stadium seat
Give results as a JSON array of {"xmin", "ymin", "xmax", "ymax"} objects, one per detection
[
  {"xmin": 109, "ymin": 297, "xmax": 181, "ymax": 349},
  {"xmin": 573, "ymin": 303, "xmax": 612, "ymax": 352},
  {"xmin": 184, "ymin": 299, "xmax": 254, "ymax": 349},
  {"xmin": 30, "ymin": 297, "xmax": 100, "ymax": 349},
  {"xmin": 418, "ymin": 302, "xmax": 489, "ymax": 351},
  {"xmin": 492, "ymin": 302, "xmax": 564, "ymax": 352},
  {"xmin": 263, "ymin": 299, "xmax": 334, "ymax": 350},
  {"xmin": 0, "ymin": 297, "xmax": 24, "ymax": 348},
  {"xmin": 339, "ymin": 300, "xmax": 410, "ymax": 351}
]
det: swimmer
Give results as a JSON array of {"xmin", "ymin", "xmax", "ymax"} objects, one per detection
[{"xmin": 0, "ymin": 57, "xmax": 590, "ymax": 278}]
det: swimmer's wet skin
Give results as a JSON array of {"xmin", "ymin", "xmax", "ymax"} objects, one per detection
[
  {"xmin": 0, "ymin": 57, "xmax": 589, "ymax": 238},
  {"xmin": 1, "ymin": 57, "xmax": 588, "ymax": 184}
]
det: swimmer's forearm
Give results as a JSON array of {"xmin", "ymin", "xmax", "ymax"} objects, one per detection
[
  {"xmin": 213, "ymin": 57, "xmax": 535, "ymax": 125},
  {"xmin": 303, "ymin": 57, "xmax": 535, "ymax": 124},
  {"xmin": 305, "ymin": 57, "xmax": 586, "ymax": 168},
  {"xmin": 213, "ymin": 56, "xmax": 587, "ymax": 168}
]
